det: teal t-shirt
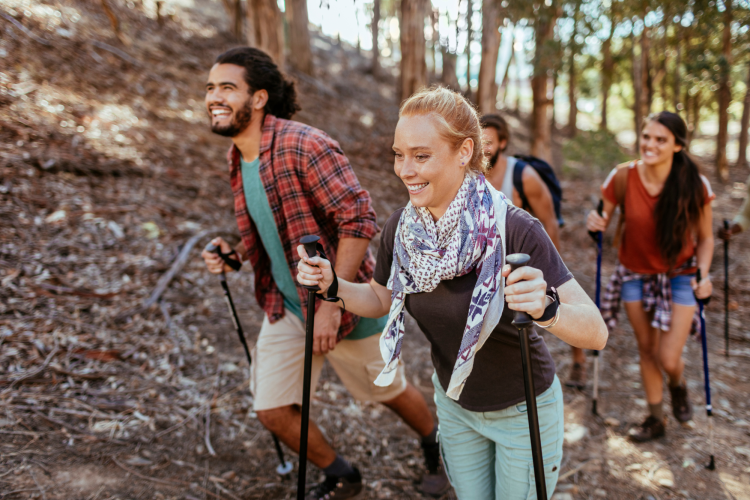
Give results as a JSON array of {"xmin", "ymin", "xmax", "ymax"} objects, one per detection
[{"xmin": 240, "ymin": 157, "xmax": 385, "ymax": 340}]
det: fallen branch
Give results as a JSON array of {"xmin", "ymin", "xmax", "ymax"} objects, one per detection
[
  {"xmin": 6, "ymin": 345, "xmax": 59, "ymax": 389},
  {"xmin": 116, "ymin": 230, "xmax": 210, "ymax": 322},
  {"xmin": 204, "ymin": 400, "xmax": 216, "ymax": 456},
  {"xmin": 91, "ymin": 40, "xmax": 139, "ymax": 66},
  {"xmin": 558, "ymin": 458, "xmax": 597, "ymax": 482},
  {"xmin": 0, "ymin": 12, "xmax": 51, "ymax": 46}
]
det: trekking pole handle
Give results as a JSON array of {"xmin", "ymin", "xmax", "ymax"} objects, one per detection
[
  {"xmin": 507, "ymin": 253, "xmax": 534, "ymax": 329},
  {"xmin": 300, "ymin": 235, "xmax": 321, "ymax": 292},
  {"xmin": 204, "ymin": 241, "xmax": 242, "ymax": 272},
  {"xmin": 588, "ymin": 199, "xmax": 604, "ymax": 241},
  {"xmin": 696, "ymin": 269, "xmax": 712, "ymax": 306},
  {"xmin": 723, "ymin": 219, "xmax": 730, "ymax": 231}
]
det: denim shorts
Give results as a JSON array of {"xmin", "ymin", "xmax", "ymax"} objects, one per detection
[
  {"xmin": 621, "ymin": 274, "xmax": 696, "ymax": 306},
  {"xmin": 433, "ymin": 373, "xmax": 564, "ymax": 500}
]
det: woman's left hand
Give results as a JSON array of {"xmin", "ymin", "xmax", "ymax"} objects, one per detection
[
  {"xmin": 692, "ymin": 275, "xmax": 713, "ymax": 300},
  {"xmin": 502, "ymin": 264, "xmax": 547, "ymax": 320}
]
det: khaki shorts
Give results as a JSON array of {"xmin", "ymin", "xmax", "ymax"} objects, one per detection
[{"xmin": 250, "ymin": 313, "xmax": 407, "ymax": 411}]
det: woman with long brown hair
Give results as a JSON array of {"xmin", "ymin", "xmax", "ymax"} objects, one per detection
[{"xmin": 587, "ymin": 111, "xmax": 714, "ymax": 442}]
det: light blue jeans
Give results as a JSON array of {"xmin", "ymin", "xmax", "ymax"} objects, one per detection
[{"xmin": 433, "ymin": 373, "xmax": 564, "ymax": 500}]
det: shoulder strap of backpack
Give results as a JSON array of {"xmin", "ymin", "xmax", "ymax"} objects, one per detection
[
  {"xmin": 612, "ymin": 161, "xmax": 635, "ymax": 248},
  {"xmin": 512, "ymin": 158, "xmax": 528, "ymax": 209}
]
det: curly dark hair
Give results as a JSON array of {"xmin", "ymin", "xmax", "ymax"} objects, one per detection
[{"xmin": 215, "ymin": 47, "xmax": 301, "ymax": 119}]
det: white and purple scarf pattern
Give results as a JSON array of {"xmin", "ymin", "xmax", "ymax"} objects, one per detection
[{"xmin": 374, "ymin": 174, "xmax": 509, "ymax": 400}]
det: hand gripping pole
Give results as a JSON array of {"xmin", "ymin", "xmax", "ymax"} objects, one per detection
[{"xmin": 507, "ymin": 253, "xmax": 548, "ymax": 499}]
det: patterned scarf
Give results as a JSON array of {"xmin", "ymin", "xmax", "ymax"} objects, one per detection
[{"xmin": 374, "ymin": 174, "xmax": 509, "ymax": 400}]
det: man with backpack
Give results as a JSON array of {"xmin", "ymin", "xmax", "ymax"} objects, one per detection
[{"xmin": 481, "ymin": 114, "xmax": 587, "ymax": 389}]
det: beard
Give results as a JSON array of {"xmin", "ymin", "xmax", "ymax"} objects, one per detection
[
  {"xmin": 210, "ymin": 100, "xmax": 253, "ymax": 137},
  {"xmin": 487, "ymin": 149, "xmax": 500, "ymax": 170}
]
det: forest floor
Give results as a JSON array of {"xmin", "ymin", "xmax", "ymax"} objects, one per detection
[{"xmin": 1, "ymin": 1, "xmax": 750, "ymax": 499}]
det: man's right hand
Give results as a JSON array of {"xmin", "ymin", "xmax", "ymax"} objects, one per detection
[
  {"xmin": 717, "ymin": 222, "xmax": 742, "ymax": 241},
  {"xmin": 201, "ymin": 237, "xmax": 239, "ymax": 274}
]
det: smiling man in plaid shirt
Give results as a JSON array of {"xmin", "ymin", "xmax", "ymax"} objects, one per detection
[{"xmin": 200, "ymin": 47, "xmax": 448, "ymax": 499}]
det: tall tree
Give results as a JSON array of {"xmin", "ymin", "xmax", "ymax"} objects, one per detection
[
  {"xmin": 400, "ymin": 0, "xmax": 428, "ymax": 100},
  {"xmin": 600, "ymin": 18, "xmax": 615, "ymax": 131},
  {"xmin": 371, "ymin": 0, "xmax": 381, "ymax": 75},
  {"xmin": 246, "ymin": 0, "xmax": 285, "ymax": 65},
  {"xmin": 716, "ymin": 3, "xmax": 733, "ymax": 182},
  {"xmin": 672, "ymin": 23, "xmax": 682, "ymax": 111},
  {"xmin": 738, "ymin": 62, "xmax": 750, "ymax": 169},
  {"xmin": 465, "ymin": 0, "xmax": 473, "ymax": 96},
  {"xmin": 531, "ymin": 4, "xmax": 558, "ymax": 162},
  {"xmin": 286, "ymin": 0, "xmax": 314, "ymax": 75},
  {"xmin": 477, "ymin": 0, "xmax": 503, "ymax": 114},
  {"xmin": 566, "ymin": 0, "xmax": 582, "ymax": 136},
  {"xmin": 498, "ymin": 29, "xmax": 514, "ymax": 107}
]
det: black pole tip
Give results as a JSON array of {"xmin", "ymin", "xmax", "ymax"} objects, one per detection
[
  {"xmin": 706, "ymin": 456, "xmax": 716, "ymax": 470},
  {"xmin": 592, "ymin": 401, "xmax": 598, "ymax": 416}
]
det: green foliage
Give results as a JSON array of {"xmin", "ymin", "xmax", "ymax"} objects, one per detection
[{"xmin": 562, "ymin": 129, "xmax": 631, "ymax": 178}]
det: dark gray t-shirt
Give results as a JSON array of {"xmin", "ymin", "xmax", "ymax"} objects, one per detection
[{"xmin": 373, "ymin": 205, "xmax": 573, "ymax": 412}]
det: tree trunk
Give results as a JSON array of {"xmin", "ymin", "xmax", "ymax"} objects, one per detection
[
  {"xmin": 400, "ymin": 0, "xmax": 428, "ymax": 101},
  {"xmin": 737, "ymin": 63, "xmax": 750, "ymax": 169},
  {"xmin": 633, "ymin": 36, "xmax": 643, "ymax": 151},
  {"xmin": 600, "ymin": 24, "xmax": 614, "ymax": 131},
  {"xmin": 246, "ymin": 0, "xmax": 284, "ymax": 66},
  {"xmin": 716, "ymin": 5, "xmax": 733, "ymax": 182},
  {"xmin": 285, "ymin": 0, "xmax": 313, "ymax": 75},
  {"xmin": 565, "ymin": 0, "xmax": 581, "ymax": 136},
  {"xmin": 566, "ymin": 49, "xmax": 577, "ymax": 136},
  {"xmin": 371, "ymin": 0, "xmax": 381, "ymax": 75},
  {"xmin": 465, "ymin": 0, "xmax": 473, "ymax": 96},
  {"xmin": 531, "ymin": 8, "xmax": 557, "ymax": 162},
  {"xmin": 640, "ymin": 25, "xmax": 651, "ymax": 121},
  {"xmin": 687, "ymin": 91, "xmax": 702, "ymax": 148},
  {"xmin": 430, "ymin": 8, "xmax": 439, "ymax": 78},
  {"xmin": 441, "ymin": 48, "xmax": 461, "ymax": 91},
  {"xmin": 476, "ymin": 0, "xmax": 502, "ymax": 114},
  {"xmin": 498, "ymin": 30, "xmax": 514, "ymax": 106},
  {"xmin": 673, "ymin": 30, "xmax": 681, "ymax": 111}
]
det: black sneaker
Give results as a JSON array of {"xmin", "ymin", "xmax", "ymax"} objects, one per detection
[
  {"xmin": 305, "ymin": 467, "xmax": 363, "ymax": 500},
  {"xmin": 420, "ymin": 441, "xmax": 450, "ymax": 497},
  {"xmin": 629, "ymin": 416, "xmax": 666, "ymax": 443}
]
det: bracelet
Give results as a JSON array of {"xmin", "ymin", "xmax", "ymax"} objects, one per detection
[{"xmin": 534, "ymin": 305, "xmax": 561, "ymax": 329}]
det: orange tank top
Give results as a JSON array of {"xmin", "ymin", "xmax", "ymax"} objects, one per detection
[{"xmin": 602, "ymin": 162, "xmax": 714, "ymax": 275}]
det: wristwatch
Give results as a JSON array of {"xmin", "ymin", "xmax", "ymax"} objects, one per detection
[{"xmin": 533, "ymin": 287, "xmax": 561, "ymax": 329}]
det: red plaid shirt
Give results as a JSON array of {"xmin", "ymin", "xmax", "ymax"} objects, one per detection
[{"xmin": 228, "ymin": 114, "xmax": 379, "ymax": 340}]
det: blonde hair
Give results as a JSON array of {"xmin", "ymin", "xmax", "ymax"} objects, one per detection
[{"xmin": 399, "ymin": 86, "xmax": 488, "ymax": 174}]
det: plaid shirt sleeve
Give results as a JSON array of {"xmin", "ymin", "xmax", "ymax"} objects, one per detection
[{"xmin": 301, "ymin": 135, "xmax": 379, "ymax": 241}]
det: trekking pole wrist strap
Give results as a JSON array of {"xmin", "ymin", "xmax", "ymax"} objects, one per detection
[
  {"xmin": 313, "ymin": 243, "xmax": 346, "ymax": 312},
  {"xmin": 218, "ymin": 248, "xmax": 242, "ymax": 271}
]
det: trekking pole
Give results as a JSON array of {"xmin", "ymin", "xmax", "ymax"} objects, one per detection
[
  {"xmin": 204, "ymin": 242, "xmax": 293, "ymax": 476},
  {"xmin": 507, "ymin": 253, "xmax": 548, "ymax": 499},
  {"xmin": 723, "ymin": 219, "xmax": 730, "ymax": 357},
  {"xmin": 695, "ymin": 268, "xmax": 716, "ymax": 470},
  {"xmin": 588, "ymin": 200, "xmax": 604, "ymax": 416},
  {"xmin": 297, "ymin": 235, "xmax": 321, "ymax": 500}
]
